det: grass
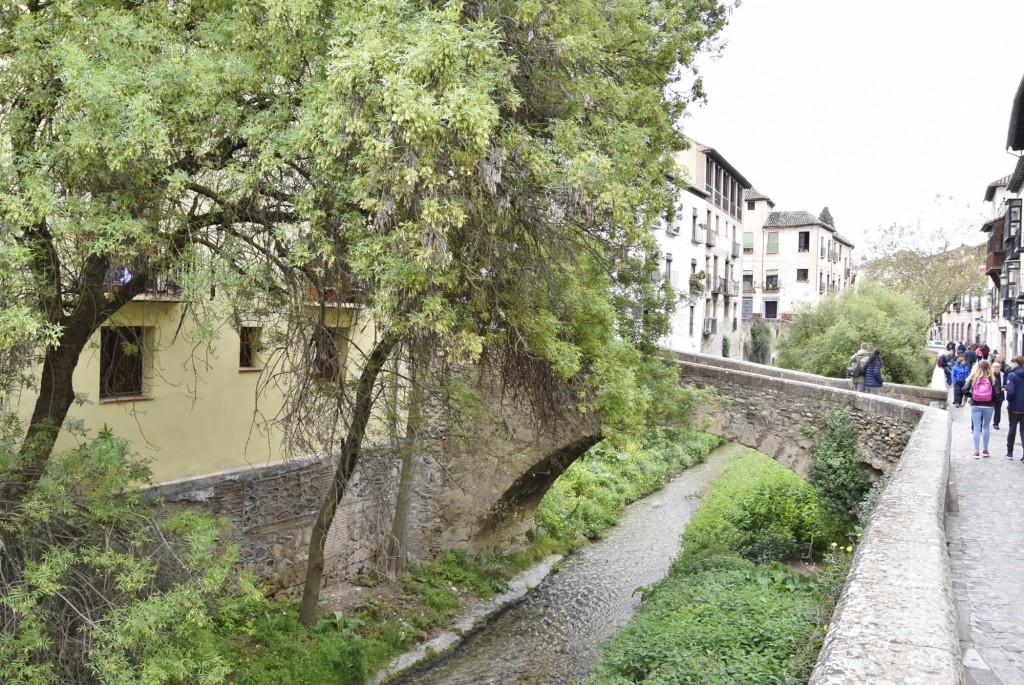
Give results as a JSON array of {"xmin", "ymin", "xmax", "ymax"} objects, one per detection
[{"xmin": 584, "ymin": 449, "xmax": 857, "ymax": 685}]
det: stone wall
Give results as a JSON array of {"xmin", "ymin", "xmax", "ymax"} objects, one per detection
[
  {"xmin": 675, "ymin": 358, "xmax": 924, "ymax": 475},
  {"xmin": 672, "ymin": 350, "xmax": 946, "ymax": 409}
]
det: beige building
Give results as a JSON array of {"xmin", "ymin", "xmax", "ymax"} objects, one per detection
[
  {"xmin": 741, "ymin": 201, "xmax": 854, "ymax": 321},
  {"xmin": 19, "ymin": 282, "xmax": 370, "ymax": 484}
]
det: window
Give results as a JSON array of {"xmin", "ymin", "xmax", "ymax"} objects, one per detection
[
  {"xmin": 798, "ymin": 231, "xmax": 810, "ymax": 252},
  {"xmin": 240, "ymin": 327, "xmax": 261, "ymax": 370},
  {"xmin": 747, "ymin": 200, "xmax": 755, "ymax": 211},
  {"xmin": 311, "ymin": 326, "xmax": 350, "ymax": 383},
  {"xmin": 691, "ymin": 259, "xmax": 697, "ymax": 274},
  {"xmin": 743, "ymin": 232, "xmax": 753, "ymax": 253},
  {"xmin": 742, "ymin": 272, "xmax": 754, "ymax": 292},
  {"xmin": 689, "ymin": 306, "xmax": 695, "ymax": 336},
  {"xmin": 665, "ymin": 254, "xmax": 672, "ymax": 278},
  {"xmin": 766, "ymin": 231, "xmax": 779, "ymax": 254},
  {"xmin": 796, "ymin": 268, "xmax": 808, "ymax": 282},
  {"xmin": 765, "ymin": 270, "xmax": 779, "ymax": 291},
  {"xmin": 100, "ymin": 327, "xmax": 145, "ymax": 400},
  {"xmin": 764, "ymin": 300, "xmax": 779, "ymax": 319}
]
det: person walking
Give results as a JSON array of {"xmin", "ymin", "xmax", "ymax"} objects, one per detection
[
  {"xmin": 848, "ymin": 342, "xmax": 871, "ymax": 392},
  {"xmin": 965, "ymin": 344, "xmax": 978, "ymax": 369},
  {"xmin": 979, "ymin": 343, "xmax": 991, "ymax": 361},
  {"xmin": 862, "ymin": 350, "xmax": 884, "ymax": 395},
  {"xmin": 951, "ymin": 356, "xmax": 971, "ymax": 407},
  {"xmin": 992, "ymin": 361, "xmax": 1005, "ymax": 430},
  {"xmin": 964, "ymin": 359, "xmax": 997, "ymax": 458},
  {"xmin": 1005, "ymin": 356, "xmax": 1024, "ymax": 460},
  {"xmin": 939, "ymin": 348, "xmax": 954, "ymax": 386}
]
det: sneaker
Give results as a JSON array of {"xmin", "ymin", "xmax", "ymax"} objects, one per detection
[
  {"xmin": 995, "ymin": 425, "xmax": 1001, "ymax": 430},
  {"xmin": 972, "ymin": 452, "xmax": 980, "ymax": 459},
  {"xmin": 983, "ymin": 451, "xmax": 991, "ymax": 458},
  {"xmin": 1007, "ymin": 454, "xmax": 1014, "ymax": 460}
]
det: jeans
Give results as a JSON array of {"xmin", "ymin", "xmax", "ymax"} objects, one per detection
[
  {"xmin": 854, "ymin": 381, "xmax": 865, "ymax": 392},
  {"xmin": 1008, "ymin": 411, "xmax": 1024, "ymax": 456},
  {"xmin": 864, "ymin": 386, "xmax": 880, "ymax": 394},
  {"xmin": 972, "ymin": 405, "xmax": 995, "ymax": 453}
]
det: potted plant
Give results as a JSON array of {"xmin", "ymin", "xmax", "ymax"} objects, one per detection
[{"xmin": 689, "ymin": 271, "xmax": 707, "ymax": 295}]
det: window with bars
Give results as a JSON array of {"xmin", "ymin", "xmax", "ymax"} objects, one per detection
[{"xmin": 100, "ymin": 327, "xmax": 145, "ymax": 400}]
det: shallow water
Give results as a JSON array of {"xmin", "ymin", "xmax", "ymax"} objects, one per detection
[{"xmin": 391, "ymin": 443, "xmax": 743, "ymax": 685}]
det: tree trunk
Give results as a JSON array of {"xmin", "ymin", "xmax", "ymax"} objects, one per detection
[
  {"xmin": 1, "ymin": 258, "xmax": 150, "ymax": 512},
  {"xmin": 298, "ymin": 332, "xmax": 399, "ymax": 626},
  {"xmin": 386, "ymin": 355, "xmax": 423, "ymax": 578}
]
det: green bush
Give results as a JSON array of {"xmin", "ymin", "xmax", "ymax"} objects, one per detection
[
  {"xmin": 809, "ymin": 408, "xmax": 872, "ymax": 520},
  {"xmin": 744, "ymin": 318, "xmax": 773, "ymax": 364},
  {"xmin": 776, "ymin": 283, "xmax": 930, "ymax": 386},
  {"xmin": 585, "ymin": 449, "xmax": 859, "ymax": 685},
  {"xmin": 678, "ymin": 449, "xmax": 849, "ymax": 565},
  {"xmin": 0, "ymin": 428, "xmax": 267, "ymax": 685}
]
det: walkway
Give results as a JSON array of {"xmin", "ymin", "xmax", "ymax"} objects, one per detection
[{"xmin": 938, "ymin": 366, "xmax": 1024, "ymax": 684}]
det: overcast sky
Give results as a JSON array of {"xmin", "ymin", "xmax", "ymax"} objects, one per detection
[{"xmin": 681, "ymin": 0, "xmax": 1024, "ymax": 257}]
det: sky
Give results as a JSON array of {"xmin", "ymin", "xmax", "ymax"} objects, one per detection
[{"xmin": 681, "ymin": 0, "xmax": 1024, "ymax": 257}]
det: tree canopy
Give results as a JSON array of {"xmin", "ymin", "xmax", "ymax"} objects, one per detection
[
  {"xmin": 777, "ymin": 284, "xmax": 931, "ymax": 386},
  {"xmin": 0, "ymin": 0, "xmax": 734, "ymax": 657}
]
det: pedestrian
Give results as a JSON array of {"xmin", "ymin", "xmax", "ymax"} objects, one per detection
[
  {"xmin": 992, "ymin": 361, "xmax": 1005, "ymax": 430},
  {"xmin": 951, "ymin": 356, "xmax": 970, "ymax": 407},
  {"xmin": 979, "ymin": 343, "xmax": 990, "ymax": 361},
  {"xmin": 940, "ymin": 348, "xmax": 954, "ymax": 386},
  {"xmin": 965, "ymin": 344, "xmax": 978, "ymax": 369},
  {"xmin": 847, "ymin": 342, "xmax": 871, "ymax": 392},
  {"xmin": 963, "ymin": 359, "xmax": 997, "ymax": 458},
  {"xmin": 1006, "ymin": 356, "xmax": 1024, "ymax": 460},
  {"xmin": 862, "ymin": 349, "xmax": 884, "ymax": 395}
]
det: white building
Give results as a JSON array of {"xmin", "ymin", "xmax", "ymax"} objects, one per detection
[
  {"xmin": 652, "ymin": 141, "xmax": 751, "ymax": 358},
  {"xmin": 741, "ymin": 202, "xmax": 854, "ymax": 321}
]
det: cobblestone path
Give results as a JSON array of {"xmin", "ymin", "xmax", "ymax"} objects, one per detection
[{"xmin": 939, "ymin": 366, "xmax": 1024, "ymax": 685}]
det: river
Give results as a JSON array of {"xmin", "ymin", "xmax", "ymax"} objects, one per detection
[{"xmin": 390, "ymin": 442, "xmax": 744, "ymax": 685}]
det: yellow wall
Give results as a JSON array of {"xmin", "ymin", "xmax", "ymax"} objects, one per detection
[{"xmin": 29, "ymin": 299, "xmax": 374, "ymax": 484}]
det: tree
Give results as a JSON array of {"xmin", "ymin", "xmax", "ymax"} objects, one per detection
[
  {"xmin": 777, "ymin": 284, "xmax": 931, "ymax": 386},
  {"xmin": 0, "ymin": 0, "xmax": 732, "ymax": 636},
  {"xmin": 861, "ymin": 223, "xmax": 987, "ymax": 324},
  {"xmin": 744, "ymin": 319, "xmax": 773, "ymax": 365}
]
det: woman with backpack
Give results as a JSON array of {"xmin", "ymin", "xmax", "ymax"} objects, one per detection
[
  {"xmin": 964, "ymin": 359, "xmax": 997, "ymax": 458},
  {"xmin": 862, "ymin": 350, "xmax": 884, "ymax": 394}
]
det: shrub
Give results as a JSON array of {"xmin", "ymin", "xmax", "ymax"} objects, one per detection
[
  {"xmin": 809, "ymin": 408, "xmax": 872, "ymax": 520},
  {"xmin": 678, "ymin": 449, "xmax": 849, "ymax": 565},
  {"xmin": 0, "ymin": 428, "xmax": 266, "ymax": 685},
  {"xmin": 744, "ymin": 318, "xmax": 773, "ymax": 364}
]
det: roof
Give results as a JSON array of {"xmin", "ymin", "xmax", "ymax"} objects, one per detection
[
  {"xmin": 984, "ymin": 175, "xmax": 1011, "ymax": 202},
  {"xmin": 1008, "ymin": 72, "xmax": 1024, "ymax": 151},
  {"xmin": 1009, "ymin": 156, "xmax": 1024, "ymax": 194},
  {"xmin": 763, "ymin": 210, "xmax": 825, "ymax": 228},
  {"xmin": 701, "ymin": 146, "xmax": 753, "ymax": 190},
  {"xmin": 763, "ymin": 210, "xmax": 855, "ymax": 249},
  {"xmin": 744, "ymin": 188, "xmax": 775, "ymax": 207},
  {"xmin": 981, "ymin": 216, "xmax": 1003, "ymax": 234}
]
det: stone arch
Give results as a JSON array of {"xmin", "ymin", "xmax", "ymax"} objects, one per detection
[{"xmin": 474, "ymin": 433, "xmax": 602, "ymax": 551}]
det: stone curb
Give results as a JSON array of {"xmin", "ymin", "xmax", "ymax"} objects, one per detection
[{"xmin": 371, "ymin": 554, "xmax": 563, "ymax": 684}]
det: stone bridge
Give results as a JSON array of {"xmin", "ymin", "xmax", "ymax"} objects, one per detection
[{"xmin": 152, "ymin": 352, "xmax": 959, "ymax": 684}]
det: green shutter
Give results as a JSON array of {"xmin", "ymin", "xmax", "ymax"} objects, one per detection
[
  {"xmin": 767, "ymin": 232, "xmax": 778, "ymax": 253},
  {"xmin": 743, "ymin": 232, "xmax": 753, "ymax": 249}
]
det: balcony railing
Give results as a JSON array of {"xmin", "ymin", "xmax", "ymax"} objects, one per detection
[
  {"xmin": 704, "ymin": 183, "xmax": 742, "ymax": 221},
  {"xmin": 764, "ymin": 281, "xmax": 780, "ymax": 293},
  {"xmin": 742, "ymin": 280, "xmax": 755, "ymax": 293},
  {"xmin": 727, "ymin": 280, "xmax": 740, "ymax": 297},
  {"xmin": 731, "ymin": 241, "xmax": 740, "ymax": 259},
  {"xmin": 711, "ymin": 276, "xmax": 727, "ymax": 294},
  {"xmin": 820, "ymin": 247, "xmax": 827, "ymax": 258},
  {"xmin": 705, "ymin": 231, "xmax": 717, "ymax": 247},
  {"xmin": 692, "ymin": 224, "xmax": 706, "ymax": 244},
  {"xmin": 103, "ymin": 257, "xmax": 182, "ymax": 300}
]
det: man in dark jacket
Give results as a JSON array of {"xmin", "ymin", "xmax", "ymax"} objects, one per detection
[
  {"xmin": 1004, "ymin": 357, "xmax": 1024, "ymax": 460},
  {"xmin": 964, "ymin": 344, "xmax": 978, "ymax": 369}
]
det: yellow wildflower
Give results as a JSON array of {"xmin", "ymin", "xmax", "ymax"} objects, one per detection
[{"xmin": 846, "ymin": 546, "xmax": 853, "ymax": 553}]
